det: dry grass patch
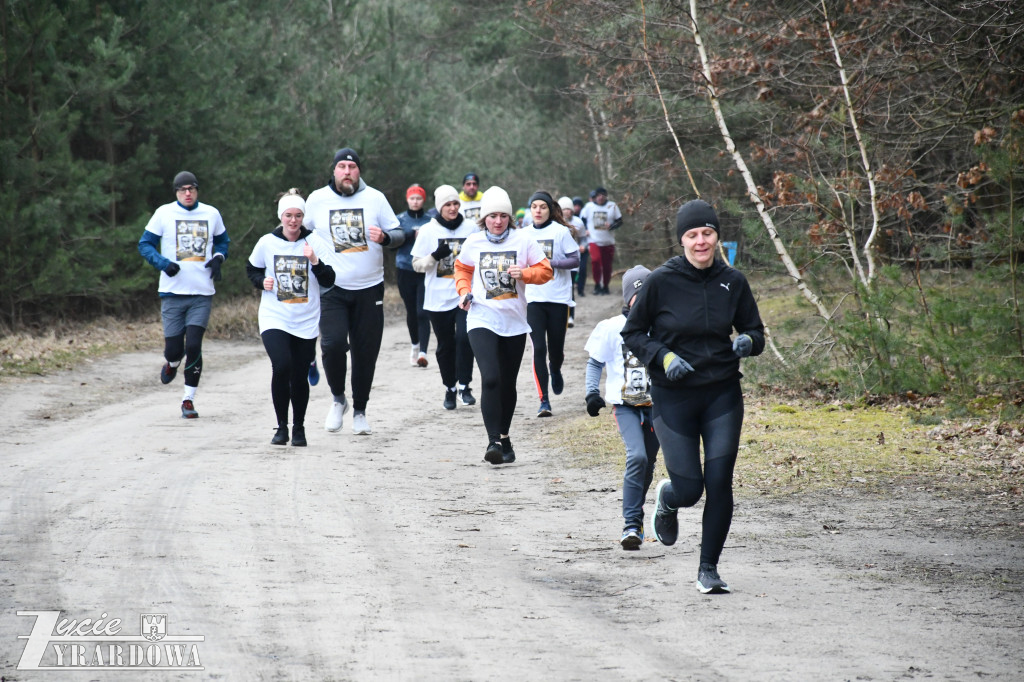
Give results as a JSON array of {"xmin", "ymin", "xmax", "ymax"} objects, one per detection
[{"xmin": 554, "ymin": 398, "xmax": 1024, "ymax": 502}]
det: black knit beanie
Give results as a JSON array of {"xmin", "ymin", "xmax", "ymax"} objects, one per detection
[
  {"xmin": 173, "ymin": 171, "xmax": 198, "ymax": 189},
  {"xmin": 675, "ymin": 199, "xmax": 719, "ymax": 241},
  {"xmin": 332, "ymin": 147, "xmax": 361, "ymax": 169}
]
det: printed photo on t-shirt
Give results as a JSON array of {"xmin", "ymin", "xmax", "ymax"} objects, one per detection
[
  {"xmin": 463, "ymin": 206, "xmax": 481, "ymax": 220},
  {"xmin": 537, "ymin": 239, "xmax": 554, "ymax": 259},
  {"xmin": 591, "ymin": 210, "xmax": 610, "ymax": 231},
  {"xmin": 274, "ymin": 255, "xmax": 309, "ymax": 303},
  {"xmin": 175, "ymin": 220, "xmax": 210, "ymax": 261},
  {"xmin": 329, "ymin": 209, "xmax": 368, "ymax": 253},
  {"xmin": 478, "ymin": 250, "xmax": 518, "ymax": 300},
  {"xmin": 620, "ymin": 347, "xmax": 652, "ymax": 407},
  {"xmin": 437, "ymin": 237, "xmax": 467, "ymax": 279}
]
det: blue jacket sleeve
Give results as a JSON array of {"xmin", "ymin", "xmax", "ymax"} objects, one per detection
[
  {"xmin": 138, "ymin": 231, "xmax": 171, "ymax": 272},
  {"xmin": 213, "ymin": 231, "xmax": 230, "ymax": 260}
]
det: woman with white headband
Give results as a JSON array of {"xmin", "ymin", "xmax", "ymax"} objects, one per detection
[{"xmin": 246, "ymin": 189, "xmax": 336, "ymax": 447}]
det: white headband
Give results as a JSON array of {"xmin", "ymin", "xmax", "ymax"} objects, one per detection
[{"xmin": 277, "ymin": 194, "xmax": 305, "ymax": 220}]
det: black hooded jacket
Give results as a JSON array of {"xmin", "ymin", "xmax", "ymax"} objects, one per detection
[{"xmin": 621, "ymin": 256, "xmax": 764, "ymax": 388}]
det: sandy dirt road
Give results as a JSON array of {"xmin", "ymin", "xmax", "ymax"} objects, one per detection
[{"xmin": 1, "ymin": 291, "xmax": 1023, "ymax": 681}]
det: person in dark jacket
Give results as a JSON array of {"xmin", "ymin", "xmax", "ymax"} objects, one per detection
[
  {"xmin": 621, "ymin": 198, "xmax": 764, "ymax": 594},
  {"xmin": 395, "ymin": 184, "xmax": 432, "ymax": 367}
]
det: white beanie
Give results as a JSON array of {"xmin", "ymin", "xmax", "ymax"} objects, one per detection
[
  {"xmin": 558, "ymin": 196, "xmax": 573, "ymax": 211},
  {"xmin": 277, "ymin": 193, "xmax": 305, "ymax": 220},
  {"xmin": 434, "ymin": 184, "xmax": 460, "ymax": 213},
  {"xmin": 479, "ymin": 186, "xmax": 514, "ymax": 219}
]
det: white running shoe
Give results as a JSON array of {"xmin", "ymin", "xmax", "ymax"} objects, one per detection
[
  {"xmin": 410, "ymin": 344, "xmax": 420, "ymax": 366},
  {"xmin": 325, "ymin": 398, "xmax": 348, "ymax": 432},
  {"xmin": 352, "ymin": 412, "xmax": 372, "ymax": 435}
]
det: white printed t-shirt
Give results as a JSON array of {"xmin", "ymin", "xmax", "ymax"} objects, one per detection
[
  {"xmin": 457, "ymin": 229, "xmax": 547, "ymax": 337},
  {"xmin": 580, "ymin": 200, "xmax": 622, "ymax": 247},
  {"xmin": 584, "ymin": 314, "xmax": 653, "ymax": 406},
  {"xmin": 522, "ymin": 222, "xmax": 578, "ymax": 305},
  {"xmin": 303, "ymin": 181, "xmax": 400, "ymax": 290},
  {"xmin": 410, "ymin": 218, "xmax": 479, "ymax": 312},
  {"xmin": 248, "ymin": 231, "xmax": 334, "ymax": 338},
  {"xmin": 143, "ymin": 201, "xmax": 227, "ymax": 296}
]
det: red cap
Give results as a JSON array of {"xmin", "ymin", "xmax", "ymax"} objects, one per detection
[{"xmin": 406, "ymin": 184, "xmax": 426, "ymax": 200}]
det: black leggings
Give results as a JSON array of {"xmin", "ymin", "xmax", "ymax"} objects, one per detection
[
  {"xmin": 429, "ymin": 307, "xmax": 474, "ymax": 389},
  {"xmin": 261, "ymin": 329, "xmax": 317, "ymax": 427},
  {"xmin": 526, "ymin": 301, "xmax": 569, "ymax": 400},
  {"xmin": 319, "ymin": 283, "xmax": 384, "ymax": 411},
  {"xmin": 651, "ymin": 379, "xmax": 744, "ymax": 566},
  {"xmin": 396, "ymin": 268, "xmax": 430, "ymax": 352},
  {"xmin": 468, "ymin": 329, "xmax": 527, "ymax": 441},
  {"xmin": 164, "ymin": 325, "xmax": 205, "ymax": 388}
]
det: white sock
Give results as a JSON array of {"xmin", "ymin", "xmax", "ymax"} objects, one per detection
[
  {"xmin": 169, "ymin": 360, "xmax": 181, "ymax": 368},
  {"xmin": 183, "ymin": 386, "xmax": 197, "ymax": 401}
]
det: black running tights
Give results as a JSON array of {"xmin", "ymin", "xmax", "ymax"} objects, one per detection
[
  {"xmin": 526, "ymin": 301, "xmax": 569, "ymax": 400},
  {"xmin": 164, "ymin": 325, "xmax": 205, "ymax": 388},
  {"xmin": 650, "ymin": 379, "xmax": 744, "ymax": 566},
  {"xmin": 468, "ymin": 328, "xmax": 526, "ymax": 441},
  {"xmin": 261, "ymin": 329, "xmax": 317, "ymax": 427}
]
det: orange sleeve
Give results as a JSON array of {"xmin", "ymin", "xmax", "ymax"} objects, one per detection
[
  {"xmin": 454, "ymin": 260, "xmax": 475, "ymax": 297},
  {"xmin": 521, "ymin": 258, "xmax": 553, "ymax": 285}
]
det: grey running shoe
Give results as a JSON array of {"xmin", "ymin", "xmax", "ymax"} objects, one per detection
[
  {"xmin": 160, "ymin": 362, "xmax": 177, "ymax": 384},
  {"xmin": 696, "ymin": 563, "xmax": 731, "ymax": 594},
  {"xmin": 180, "ymin": 399, "xmax": 198, "ymax": 419},
  {"xmin": 620, "ymin": 526, "xmax": 644, "ymax": 551},
  {"xmin": 653, "ymin": 479, "xmax": 678, "ymax": 545}
]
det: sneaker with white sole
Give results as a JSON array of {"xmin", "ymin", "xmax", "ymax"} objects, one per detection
[
  {"xmin": 325, "ymin": 398, "xmax": 348, "ymax": 432},
  {"xmin": 181, "ymin": 399, "xmax": 198, "ymax": 419},
  {"xmin": 460, "ymin": 387, "xmax": 476, "ymax": 406},
  {"xmin": 653, "ymin": 479, "xmax": 678, "ymax": 546},
  {"xmin": 620, "ymin": 526, "xmax": 644, "ymax": 550},
  {"xmin": 410, "ymin": 345, "xmax": 420, "ymax": 366},
  {"xmin": 352, "ymin": 411, "xmax": 372, "ymax": 435},
  {"xmin": 696, "ymin": 563, "xmax": 730, "ymax": 594}
]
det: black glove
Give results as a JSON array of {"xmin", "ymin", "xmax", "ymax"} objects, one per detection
[
  {"xmin": 431, "ymin": 242, "xmax": 452, "ymax": 261},
  {"xmin": 585, "ymin": 392, "xmax": 606, "ymax": 417},
  {"xmin": 164, "ymin": 262, "xmax": 180, "ymax": 276},
  {"xmin": 205, "ymin": 254, "xmax": 224, "ymax": 281}
]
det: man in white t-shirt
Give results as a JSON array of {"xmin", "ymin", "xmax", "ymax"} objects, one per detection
[
  {"xmin": 580, "ymin": 187, "xmax": 623, "ymax": 296},
  {"xmin": 304, "ymin": 148, "xmax": 406, "ymax": 436},
  {"xmin": 137, "ymin": 171, "xmax": 230, "ymax": 419}
]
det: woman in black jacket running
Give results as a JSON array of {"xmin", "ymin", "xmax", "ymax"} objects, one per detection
[{"xmin": 621, "ymin": 199, "xmax": 764, "ymax": 594}]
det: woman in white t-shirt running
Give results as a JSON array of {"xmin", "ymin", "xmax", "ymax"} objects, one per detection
[
  {"xmin": 246, "ymin": 189, "xmax": 336, "ymax": 447},
  {"xmin": 454, "ymin": 186, "xmax": 553, "ymax": 465}
]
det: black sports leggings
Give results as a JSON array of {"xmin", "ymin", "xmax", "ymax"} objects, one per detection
[
  {"xmin": 319, "ymin": 283, "xmax": 384, "ymax": 411},
  {"xmin": 429, "ymin": 307, "xmax": 474, "ymax": 389},
  {"xmin": 527, "ymin": 301, "xmax": 569, "ymax": 399},
  {"xmin": 396, "ymin": 268, "xmax": 430, "ymax": 352},
  {"xmin": 164, "ymin": 325, "xmax": 205, "ymax": 388},
  {"xmin": 468, "ymin": 328, "xmax": 527, "ymax": 441},
  {"xmin": 261, "ymin": 329, "xmax": 317, "ymax": 427},
  {"xmin": 651, "ymin": 379, "xmax": 744, "ymax": 566}
]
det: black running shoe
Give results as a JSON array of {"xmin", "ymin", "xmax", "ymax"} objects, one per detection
[
  {"xmin": 550, "ymin": 369, "xmax": 564, "ymax": 395},
  {"xmin": 653, "ymin": 479, "xmax": 678, "ymax": 545},
  {"xmin": 271, "ymin": 426, "xmax": 289, "ymax": 445},
  {"xmin": 696, "ymin": 563, "xmax": 731, "ymax": 594},
  {"xmin": 500, "ymin": 437, "xmax": 516, "ymax": 464},
  {"xmin": 291, "ymin": 426, "xmax": 306, "ymax": 447},
  {"xmin": 484, "ymin": 441, "xmax": 504, "ymax": 465},
  {"xmin": 443, "ymin": 388, "xmax": 457, "ymax": 410},
  {"xmin": 160, "ymin": 362, "xmax": 177, "ymax": 384},
  {"xmin": 460, "ymin": 387, "xmax": 476, "ymax": 406}
]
